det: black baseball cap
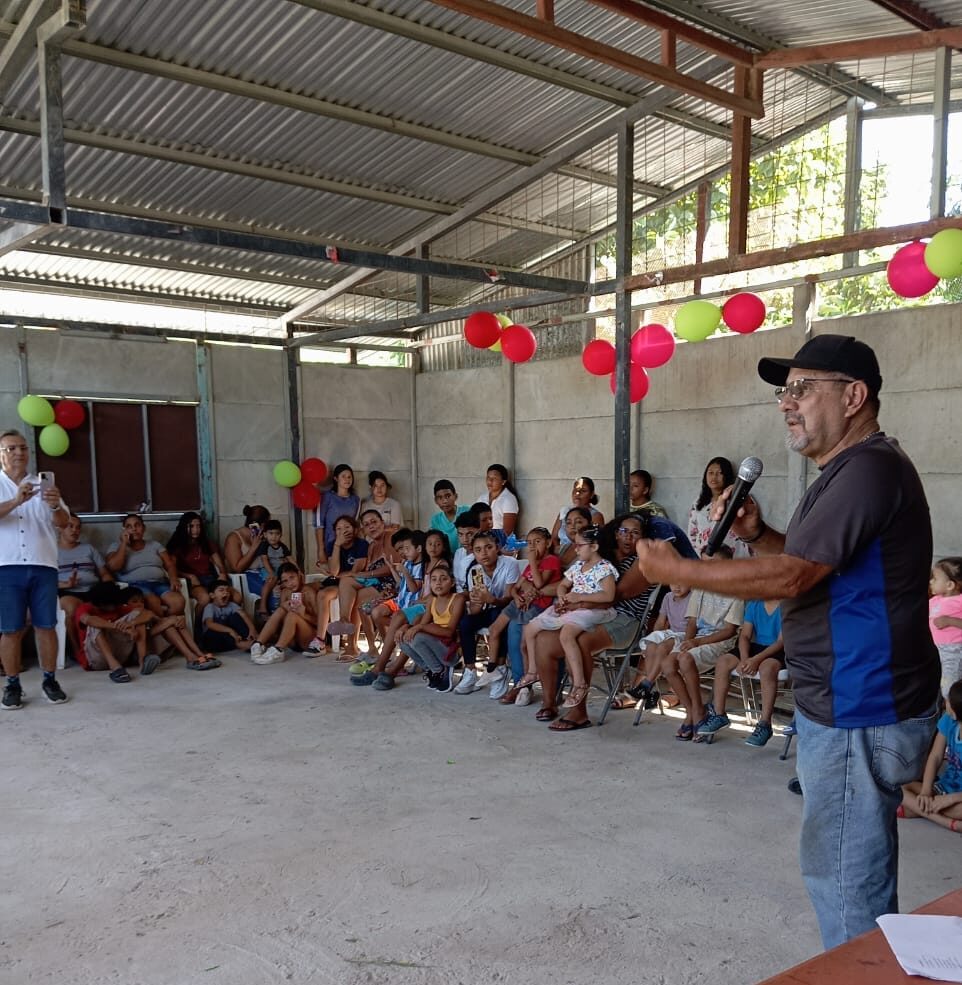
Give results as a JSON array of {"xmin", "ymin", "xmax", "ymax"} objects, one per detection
[{"xmin": 758, "ymin": 334, "xmax": 882, "ymax": 393}]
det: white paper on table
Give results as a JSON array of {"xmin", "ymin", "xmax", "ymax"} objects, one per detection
[{"xmin": 877, "ymin": 914, "xmax": 962, "ymax": 982}]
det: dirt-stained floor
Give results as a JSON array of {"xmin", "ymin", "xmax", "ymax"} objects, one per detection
[{"xmin": 1, "ymin": 654, "xmax": 954, "ymax": 985}]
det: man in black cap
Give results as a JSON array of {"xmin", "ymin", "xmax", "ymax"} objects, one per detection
[{"xmin": 638, "ymin": 333, "xmax": 940, "ymax": 949}]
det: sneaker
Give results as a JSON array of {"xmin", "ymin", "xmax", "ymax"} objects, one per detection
[
  {"xmin": 782, "ymin": 719, "xmax": 797, "ymax": 737},
  {"xmin": 696, "ymin": 712, "xmax": 730, "ymax": 736},
  {"xmin": 489, "ymin": 666, "xmax": 510, "ymax": 700},
  {"xmin": 303, "ymin": 637, "xmax": 324, "ymax": 657},
  {"xmin": 745, "ymin": 721, "xmax": 774, "ymax": 747},
  {"xmin": 41, "ymin": 678, "xmax": 68, "ymax": 704},
  {"xmin": 348, "ymin": 659, "xmax": 374, "ymax": 677},
  {"xmin": 643, "ymin": 688, "xmax": 661, "ymax": 710},
  {"xmin": 514, "ymin": 685, "xmax": 533, "ymax": 706},
  {"xmin": 626, "ymin": 680, "xmax": 652, "ymax": 702},
  {"xmin": 433, "ymin": 666, "xmax": 452, "ymax": 692},
  {"xmin": 250, "ymin": 642, "xmax": 265, "ymax": 659},
  {"xmin": 787, "ymin": 777, "xmax": 803, "ymax": 796},
  {"xmin": 475, "ymin": 665, "xmax": 502, "ymax": 688},
  {"xmin": 2, "ymin": 683, "xmax": 23, "ymax": 710},
  {"xmin": 350, "ymin": 670, "xmax": 377, "ymax": 687},
  {"xmin": 453, "ymin": 667, "xmax": 479, "ymax": 694},
  {"xmin": 372, "ymin": 673, "xmax": 395, "ymax": 691},
  {"xmin": 253, "ymin": 646, "xmax": 284, "ymax": 665}
]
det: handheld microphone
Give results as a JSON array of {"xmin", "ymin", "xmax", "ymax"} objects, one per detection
[{"xmin": 704, "ymin": 456, "xmax": 763, "ymax": 557}]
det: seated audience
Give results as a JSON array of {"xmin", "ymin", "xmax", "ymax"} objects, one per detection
[
  {"xmin": 453, "ymin": 531, "xmax": 518, "ymax": 694},
  {"xmin": 105, "ymin": 514, "xmax": 185, "ymax": 618},
  {"xmin": 688, "ymin": 457, "xmax": 748, "ymax": 558},
  {"xmin": 452, "ymin": 512, "xmax": 480, "ymax": 592},
  {"xmin": 166, "ymin": 511, "xmax": 231, "ymax": 609},
  {"xmin": 557, "ymin": 506, "xmax": 592, "ymax": 569},
  {"xmin": 901, "ymin": 681, "xmax": 962, "ymax": 834},
  {"xmin": 522, "ymin": 525, "xmax": 616, "ymax": 711},
  {"xmin": 478, "ymin": 463, "xmax": 519, "ymax": 537},
  {"xmin": 629, "ymin": 469, "xmax": 669, "ymax": 519},
  {"xmin": 250, "ymin": 564, "xmax": 319, "ymax": 665},
  {"xmin": 255, "ymin": 519, "xmax": 293, "ymax": 616},
  {"xmin": 74, "ymin": 582, "xmax": 153, "ymax": 683},
  {"xmin": 626, "ymin": 581, "xmax": 692, "ymax": 708},
  {"xmin": 646, "ymin": 547, "xmax": 743, "ymax": 741},
  {"xmin": 398, "ymin": 563, "xmax": 465, "ymax": 692},
  {"xmin": 361, "ymin": 470, "xmax": 405, "ymax": 530},
  {"xmin": 550, "ymin": 476, "xmax": 605, "ymax": 550},
  {"xmin": 307, "ymin": 515, "xmax": 368, "ymax": 655},
  {"xmin": 428, "ymin": 480, "xmax": 470, "ymax": 554},
  {"xmin": 57, "ymin": 512, "xmax": 112, "ymax": 654},
  {"xmin": 200, "ymin": 579, "xmax": 258, "ymax": 653},
  {"xmin": 423, "ymin": 529, "xmax": 452, "ymax": 577},
  {"xmin": 126, "ymin": 588, "xmax": 222, "ymax": 671},
  {"xmin": 314, "ymin": 464, "xmax": 360, "ymax": 568},
  {"xmin": 223, "ymin": 504, "xmax": 271, "ymax": 596},
  {"xmin": 695, "ymin": 598, "xmax": 784, "ymax": 746},
  {"xmin": 352, "ymin": 529, "xmax": 426, "ymax": 687},
  {"xmin": 929, "ymin": 557, "xmax": 962, "ymax": 698}
]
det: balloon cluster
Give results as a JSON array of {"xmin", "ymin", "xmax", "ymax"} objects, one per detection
[
  {"xmin": 463, "ymin": 311, "xmax": 537, "ymax": 364},
  {"xmin": 675, "ymin": 292, "xmax": 767, "ymax": 341},
  {"xmin": 273, "ymin": 457, "xmax": 328, "ymax": 511},
  {"xmin": 887, "ymin": 230, "xmax": 962, "ymax": 299},
  {"xmin": 581, "ymin": 325, "xmax": 676, "ymax": 404},
  {"xmin": 17, "ymin": 396, "xmax": 86, "ymax": 456}
]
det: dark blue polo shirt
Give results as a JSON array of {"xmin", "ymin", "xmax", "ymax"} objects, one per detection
[{"xmin": 782, "ymin": 434, "xmax": 939, "ymax": 727}]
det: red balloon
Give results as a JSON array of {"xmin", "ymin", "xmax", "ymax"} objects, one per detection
[
  {"xmin": 291, "ymin": 480, "xmax": 321, "ymax": 511},
  {"xmin": 609, "ymin": 364, "xmax": 650, "ymax": 403},
  {"xmin": 722, "ymin": 293, "xmax": 766, "ymax": 334},
  {"xmin": 582, "ymin": 339, "xmax": 616, "ymax": 376},
  {"xmin": 300, "ymin": 457, "xmax": 328, "ymax": 484},
  {"xmin": 630, "ymin": 324, "xmax": 675, "ymax": 367},
  {"xmin": 54, "ymin": 399, "xmax": 85, "ymax": 430},
  {"xmin": 464, "ymin": 311, "xmax": 502, "ymax": 349},
  {"xmin": 887, "ymin": 241, "xmax": 939, "ymax": 299},
  {"xmin": 500, "ymin": 324, "xmax": 537, "ymax": 363}
]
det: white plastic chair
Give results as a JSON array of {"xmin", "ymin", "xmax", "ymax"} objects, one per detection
[{"xmin": 55, "ymin": 605, "xmax": 67, "ymax": 670}]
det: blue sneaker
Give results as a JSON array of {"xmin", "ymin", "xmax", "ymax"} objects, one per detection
[
  {"xmin": 372, "ymin": 673, "xmax": 395, "ymax": 691},
  {"xmin": 745, "ymin": 721, "xmax": 773, "ymax": 747},
  {"xmin": 782, "ymin": 719, "xmax": 797, "ymax": 737},
  {"xmin": 696, "ymin": 712, "xmax": 730, "ymax": 736},
  {"xmin": 350, "ymin": 670, "xmax": 377, "ymax": 687}
]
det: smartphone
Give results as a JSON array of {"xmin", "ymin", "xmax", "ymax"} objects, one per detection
[
  {"xmin": 38, "ymin": 470, "xmax": 54, "ymax": 490},
  {"xmin": 470, "ymin": 567, "xmax": 485, "ymax": 590},
  {"xmin": 249, "ymin": 523, "xmax": 261, "ymax": 536},
  {"xmin": 290, "ymin": 591, "xmax": 303, "ymax": 606}
]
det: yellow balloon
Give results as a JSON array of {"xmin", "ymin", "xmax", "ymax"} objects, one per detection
[
  {"xmin": 489, "ymin": 338, "xmax": 502, "ymax": 352},
  {"xmin": 496, "ymin": 314, "xmax": 513, "ymax": 328}
]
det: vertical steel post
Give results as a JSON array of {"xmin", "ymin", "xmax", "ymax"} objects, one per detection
[
  {"xmin": 285, "ymin": 339, "xmax": 305, "ymax": 564},
  {"xmin": 38, "ymin": 38, "xmax": 65, "ymax": 214},
  {"xmin": 842, "ymin": 96, "xmax": 863, "ymax": 268},
  {"xmin": 613, "ymin": 119, "xmax": 634, "ymax": 516},
  {"xmin": 195, "ymin": 342, "xmax": 216, "ymax": 524},
  {"xmin": 930, "ymin": 47, "xmax": 951, "ymax": 219}
]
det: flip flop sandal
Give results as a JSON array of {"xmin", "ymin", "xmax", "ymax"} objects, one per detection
[
  {"xmin": 141, "ymin": 654, "xmax": 161, "ymax": 676},
  {"xmin": 109, "ymin": 668, "xmax": 132, "ymax": 683},
  {"xmin": 675, "ymin": 723, "xmax": 694, "ymax": 741},
  {"xmin": 549, "ymin": 717, "xmax": 593, "ymax": 732},
  {"xmin": 535, "ymin": 707, "xmax": 558, "ymax": 722},
  {"xmin": 186, "ymin": 659, "xmax": 216, "ymax": 671}
]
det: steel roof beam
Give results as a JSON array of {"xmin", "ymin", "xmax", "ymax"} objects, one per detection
[
  {"xmin": 0, "ymin": 197, "xmax": 592, "ymax": 294},
  {"xmin": 638, "ymin": 0, "xmax": 896, "ymax": 106},
  {"xmin": 756, "ymin": 26, "xmax": 962, "ymax": 69},
  {"xmin": 280, "ymin": 54, "xmax": 730, "ymax": 322},
  {"xmin": 0, "ymin": 0, "xmax": 56, "ymax": 101},
  {"xmin": 0, "ymin": 218, "xmax": 51, "ymax": 254},
  {"xmin": 867, "ymin": 0, "xmax": 948, "ymax": 31},
  {"xmin": 290, "ymin": 0, "xmax": 638, "ymax": 107}
]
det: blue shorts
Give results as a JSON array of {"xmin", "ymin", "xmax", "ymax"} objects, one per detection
[
  {"xmin": 128, "ymin": 580, "xmax": 172, "ymax": 597},
  {"xmin": 0, "ymin": 565, "xmax": 59, "ymax": 632}
]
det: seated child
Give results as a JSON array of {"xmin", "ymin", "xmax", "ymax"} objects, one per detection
[
  {"xmin": 354, "ymin": 529, "xmax": 425, "ymax": 688},
  {"xmin": 429, "ymin": 480, "xmax": 470, "ymax": 555},
  {"xmin": 306, "ymin": 515, "xmax": 369, "ymax": 655},
  {"xmin": 256, "ymin": 520, "xmax": 293, "ymax": 616},
  {"xmin": 521, "ymin": 525, "xmax": 617, "ymax": 710},
  {"xmin": 471, "ymin": 502, "xmax": 507, "ymax": 549},
  {"xmin": 452, "ymin": 512, "xmax": 480, "ymax": 592},
  {"xmin": 646, "ymin": 547, "xmax": 744, "ymax": 741},
  {"xmin": 250, "ymin": 564, "xmax": 319, "ymax": 665},
  {"xmin": 484, "ymin": 527, "xmax": 561, "ymax": 697},
  {"xmin": 626, "ymin": 581, "xmax": 691, "ymax": 708},
  {"xmin": 551, "ymin": 476, "xmax": 605, "ymax": 551},
  {"xmin": 557, "ymin": 507, "xmax": 593, "ymax": 569},
  {"xmin": 901, "ymin": 680, "xmax": 962, "ymax": 833},
  {"xmin": 75, "ymin": 582, "xmax": 152, "ymax": 683},
  {"xmin": 696, "ymin": 598, "xmax": 784, "ymax": 746},
  {"xmin": 398, "ymin": 563, "xmax": 466, "ymax": 692},
  {"xmin": 200, "ymin": 579, "xmax": 259, "ymax": 653},
  {"xmin": 124, "ymin": 587, "xmax": 223, "ymax": 671}
]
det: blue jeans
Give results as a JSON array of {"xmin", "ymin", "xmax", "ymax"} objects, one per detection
[
  {"xmin": 506, "ymin": 620, "xmax": 524, "ymax": 682},
  {"xmin": 795, "ymin": 705, "xmax": 938, "ymax": 949}
]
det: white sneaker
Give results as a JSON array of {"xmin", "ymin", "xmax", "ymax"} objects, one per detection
[
  {"xmin": 254, "ymin": 645, "xmax": 285, "ymax": 665},
  {"xmin": 488, "ymin": 666, "xmax": 510, "ymax": 700},
  {"xmin": 475, "ymin": 667, "xmax": 499, "ymax": 688},
  {"xmin": 453, "ymin": 667, "xmax": 479, "ymax": 694},
  {"xmin": 514, "ymin": 685, "xmax": 533, "ymax": 706},
  {"xmin": 250, "ymin": 642, "xmax": 264, "ymax": 660}
]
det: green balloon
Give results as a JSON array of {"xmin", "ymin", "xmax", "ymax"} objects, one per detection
[
  {"xmin": 38, "ymin": 423, "xmax": 69, "ymax": 457},
  {"xmin": 18, "ymin": 394, "xmax": 55, "ymax": 427},
  {"xmin": 273, "ymin": 460, "xmax": 302, "ymax": 488},
  {"xmin": 675, "ymin": 300, "xmax": 722, "ymax": 342},
  {"xmin": 924, "ymin": 229, "xmax": 962, "ymax": 280}
]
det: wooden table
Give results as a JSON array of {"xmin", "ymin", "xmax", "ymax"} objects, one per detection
[{"xmin": 757, "ymin": 888, "xmax": 962, "ymax": 984}]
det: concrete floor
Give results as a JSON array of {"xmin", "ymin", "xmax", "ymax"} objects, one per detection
[{"xmin": 1, "ymin": 654, "xmax": 954, "ymax": 985}]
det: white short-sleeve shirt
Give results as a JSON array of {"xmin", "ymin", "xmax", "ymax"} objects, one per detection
[
  {"xmin": 481, "ymin": 488, "xmax": 519, "ymax": 530},
  {"xmin": 0, "ymin": 471, "xmax": 61, "ymax": 568}
]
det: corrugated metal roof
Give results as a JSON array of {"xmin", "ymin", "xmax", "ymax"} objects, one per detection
[{"xmin": 0, "ymin": 0, "xmax": 958, "ymax": 337}]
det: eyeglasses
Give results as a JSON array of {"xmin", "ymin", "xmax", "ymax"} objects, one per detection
[
  {"xmin": 0, "ymin": 444, "xmax": 28, "ymax": 453},
  {"xmin": 617, "ymin": 526, "xmax": 641, "ymax": 537},
  {"xmin": 774, "ymin": 377, "xmax": 854, "ymax": 403}
]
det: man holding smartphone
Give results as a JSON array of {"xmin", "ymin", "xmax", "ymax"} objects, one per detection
[{"xmin": 0, "ymin": 429, "xmax": 71, "ymax": 709}]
